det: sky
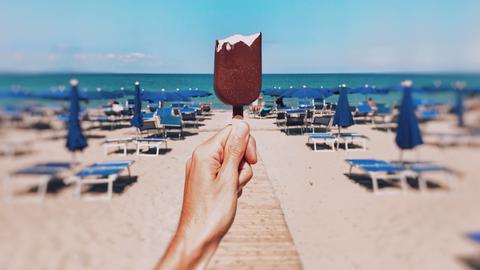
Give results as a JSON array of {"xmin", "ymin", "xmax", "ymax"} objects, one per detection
[{"xmin": 0, "ymin": 0, "xmax": 479, "ymax": 73}]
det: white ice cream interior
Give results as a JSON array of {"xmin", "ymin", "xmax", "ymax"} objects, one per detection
[{"xmin": 216, "ymin": 33, "xmax": 260, "ymax": 52}]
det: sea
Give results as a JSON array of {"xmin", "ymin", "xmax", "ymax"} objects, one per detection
[{"xmin": 1, "ymin": 73, "xmax": 479, "ymax": 109}]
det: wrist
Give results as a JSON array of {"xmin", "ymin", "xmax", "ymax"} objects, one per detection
[
  {"xmin": 175, "ymin": 224, "xmax": 220, "ymax": 267},
  {"xmin": 157, "ymin": 226, "xmax": 220, "ymax": 270}
]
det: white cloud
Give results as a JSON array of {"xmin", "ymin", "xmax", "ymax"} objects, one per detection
[{"xmin": 0, "ymin": 50, "xmax": 162, "ymax": 72}]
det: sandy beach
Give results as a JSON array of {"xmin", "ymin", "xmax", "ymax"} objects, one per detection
[{"xmin": 0, "ymin": 109, "xmax": 479, "ymax": 270}]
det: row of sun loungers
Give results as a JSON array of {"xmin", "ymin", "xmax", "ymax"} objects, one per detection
[{"xmin": 3, "ymin": 160, "xmax": 135, "ymax": 202}]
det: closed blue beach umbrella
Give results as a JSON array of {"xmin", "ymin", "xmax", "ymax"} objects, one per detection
[
  {"xmin": 333, "ymin": 84, "xmax": 354, "ymax": 133},
  {"xmin": 66, "ymin": 79, "xmax": 88, "ymax": 155},
  {"xmin": 395, "ymin": 80, "xmax": 423, "ymax": 156},
  {"xmin": 130, "ymin": 81, "xmax": 143, "ymax": 129},
  {"xmin": 454, "ymin": 81, "xmax": 466, "ymax": 127},
  {"xmin": 455, "ymin": 91, "xmax": 464, "ymax": 127}
]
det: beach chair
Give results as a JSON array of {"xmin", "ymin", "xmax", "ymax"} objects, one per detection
[
  {"xmin": 275, "ymin": 111, "xmax": 287, "ymax": 127},
  {"xmin": 157, "ymin": 108, "xmax": 184, "ymax": 137},
  {"xmin": 3, "ymin": 162, "xmax": 73, "ymax": 202},
  {"xmin": 180, "ymin": 107, "xmax": 198, "ymax": 127},
  {"xmin": 90, "ymin": 160, "xmax": 134, "ymax": 178},
  {"xmin": 258, "ymin": 107, "xmax": 273, "ymax": 118},
  {"xmin": 345, "ymin": 159, "xmax": 409, "ymax": 193},
  {"xmin": 417, "ymin": 109, "xmax": 440, "ymax": 122},
  {"xmin": 136, "ymin": 137, "xmax": 168, "ymax": 156},
  {"xmin": 160, "ymin": 115, "xmax": 183, "ymax": 137},
  {"xmin": 346, "ymin": 159, "xmax": 410, "ymax": 193},
  {"xmin": 285, "ymin": 110, "xmax": 306, "ymax": 135},
  {"xmin": 336, "ymin": 132, "xmax": 369, "ymax": 151},
  {"xmin": 138, "ymin": 119, "xmax": 164, "ymax": 138},
  {"xmin": 104, "ymin": 137, "xmax": 134, "ymax": 155},
  {"xmin": 307, "ymin": 133, "xmax": 338, "ymax": 152},
  {"xmin": 68, "ymin": 161, "xmax": 134, "ymax": 200},
  {"xmin": 374, "ymin": 104, "xmax": 391, "ymax": 119},
  {"xmin": 310, "ymin": 115, "xmax": 333, "ymax": 133},
  {"xmin": 347, "ymin": 159, "xmax": 454, "ymax": 193},
  {"xmin": 354, "ymin": 104, "xmax": 373, "ymax": 122}
]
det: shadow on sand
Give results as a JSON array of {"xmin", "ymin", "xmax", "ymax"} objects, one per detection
[
  {"xmin": 84, "ymin": 175, "xmax": 138, "ymax": 195},
  {"xmin": 344, "ymin": 173, "xmax": 445, "ymax": 192}
]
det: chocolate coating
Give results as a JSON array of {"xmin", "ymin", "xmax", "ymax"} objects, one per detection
[{"xmin": 214, "ymin": 33, "xmax": 262, "ymax": 107}]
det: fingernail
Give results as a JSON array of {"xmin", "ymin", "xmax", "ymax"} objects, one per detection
[{"xmin": 231, "ymin": 120, "xmax": 249, "ymax": 140}]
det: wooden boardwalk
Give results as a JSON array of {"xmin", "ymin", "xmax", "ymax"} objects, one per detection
[{"xmin": 209, "ymin": 158, "xmax": 303, "ymax": 269}]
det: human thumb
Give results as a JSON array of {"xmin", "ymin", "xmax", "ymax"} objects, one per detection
[{"xmin": 219, "ymin": 120, "xmax": 250, "ymax": 183}]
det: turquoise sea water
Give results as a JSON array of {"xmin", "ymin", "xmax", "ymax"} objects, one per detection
[{"xmin": 1, "ymin": 73, "xmax": 479, "ymax": 109}]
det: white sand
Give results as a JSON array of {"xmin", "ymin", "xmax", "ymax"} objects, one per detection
[{"xmin": 0, "ymin": 110, "xmax": 479, "ymax": 269}]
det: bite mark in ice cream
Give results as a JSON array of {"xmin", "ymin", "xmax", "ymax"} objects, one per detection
[{"xmin": 216, "ymin": 33, "xmax": 261, "ymax": 52}]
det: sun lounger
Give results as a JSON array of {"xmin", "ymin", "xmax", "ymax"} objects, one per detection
[
  {"xmin": 138, "ymin": 119, "xmax": 164, "ymax": 137},
  {"xmin": 160, "ymin": 116, "xmax": 183, "ymax": 137},
  {"xmin": 68, "ymin": 161, "xmax": 133, "ymax": 200},
  {"xmin": 156, "ymin": 108, "xmax": 184, "ymax": 137},
  {"xmin": 347, "ymin": 159, "xmax": 454, "ymax": 193},
  {"xmin": 354, "ymin": 104, "xmax": 373, "ymax": 122},
  {"xmin": 180, "ymin": 107, "xmax": 198, "ymax": 127},
  {"xmin": 285, "ymin": 110, "xmax": 306, "ymax": 135},
  {"xmin": 417, "ymin": 109, "xmax": 440, "ymax": 122},
  {"xmin": 104, "ymin": 137, "xmax": 133, "ymax": 155},
  {"xmin": 310, "ymin": 115, "xmax": 333, "ymax": 133},
  {"xmin": 345, "ymin": 159, "xmax": 408, "ymax": 193},
  {"xmin": 275, "ymin": 111, "xmax": 286, "ymax": 127},
  {"xmin": 336, "ymin": 132, "xmax": 369, "ymax": 151},
  {"xmin": 257, "ymin": 107, "xmax": 273, "ymax": 118},
  {"xmin": 307, "ymin": 133, "xmax": 337, "ymax": 152},
  {"xmin": 3, "ymin": 162, "xmax": 73, "ymax": 202},
  {"xmin": 136, "ymin": 137, "xmax": 168, "ymax": 156}
]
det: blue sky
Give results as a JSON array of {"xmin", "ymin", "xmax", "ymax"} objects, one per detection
[{"xmin": 0, "ymin": 0, "xmax": 478, "ymax": 73}]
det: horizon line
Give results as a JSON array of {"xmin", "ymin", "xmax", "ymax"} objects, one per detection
[{"xmin": 1, "ymin": 71, "xmax": 480, "ymax": 76}]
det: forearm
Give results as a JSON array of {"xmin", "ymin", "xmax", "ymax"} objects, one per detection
[{"xmin": 156, "ymin": 227, "xmax": 219, "ymax": 270}]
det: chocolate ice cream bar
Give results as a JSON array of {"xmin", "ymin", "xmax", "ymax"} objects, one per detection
[{"xmin": 214, "ymin": 33, "xmax": 262, "ymax": 117}]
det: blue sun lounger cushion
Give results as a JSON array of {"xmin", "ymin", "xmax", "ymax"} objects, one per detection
[
  {"xmin": 308, "ymin": 133, "xmax": 336, "ymax": 139},
  {"xmin": 345, "ymin": 159, "xmax": 389, "ymax": 166},
  {"xmin": 16, "ymin": 162, "xmax": 73, "ymax": 175},
  {"xmin": 91, "ymin": 160, "xmax": 134, "ymax": 168},
  {"xmin": 77, "ymin": 168, "xmax": 123, "ymax": 178}
]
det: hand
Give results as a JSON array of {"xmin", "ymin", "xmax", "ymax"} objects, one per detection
[{"xmin": 157, "ymin": 120, "xmax": 257, "ymax": 270}]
